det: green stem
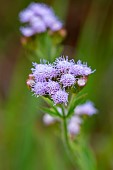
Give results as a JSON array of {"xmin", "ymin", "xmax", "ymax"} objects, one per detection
[
  {"xmin": 61, "ymin": 105, "xmax": 77, "ymax": 168},
  {"xmin": 62, "ymin": 110, "xmax": 70, "ymax": 149}
]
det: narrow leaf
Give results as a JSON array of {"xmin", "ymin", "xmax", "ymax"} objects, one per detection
[{"xmin": 67, "ymin": 93, "xmax": 87, "ymax": 118}]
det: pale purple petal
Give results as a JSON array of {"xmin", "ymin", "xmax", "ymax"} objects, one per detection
[
  {"xmin": 68, "ymin": 116, "xmax": 82, "ymax": 135},
  {"xmin": 45, "ymin": 81, "xmax": 60, "ymax": 95},
  {"xmin": 19, "ymin": 9, "xmax": 34, "ymax": 23},
  {"xmin": 43, "ymin": 114, "xmax": 56, "ymax": 125},
  {"xmin": 70, "ymin": 60, "xmax": 94, "ymax": 76},
  {"xmin": 50, "ymin": 20, "xmax": 63, "ymax": 31},
  {"xmin": 75, "ymin": 101, "xmax": 98, "ymax": 116},
  {"xmin": 55, "ymin": 56, "xmax": 75, "ymax": 74},
  {"xmin": 60, "ymin": 73, "xmax": 76, "ymax": 87},
  {"xmin": 32, "ymin": 82, "xmax": 46, "ymax": 96},
  {"xmin": 20, "ymin": 27, "xmax": 35, "ymax": 37},
  {"xmin": 52, "ymin": 90, "xmax": 68, "ymax": 105},
  {"xmin": 19, "ymin": 2, "xmax": 63, "ymax": 36}
]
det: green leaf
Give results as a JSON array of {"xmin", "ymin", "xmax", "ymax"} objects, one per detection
[
  {"xmin": 67, "ymin": 93, "xmax": 87, "ymax": 118},
  {"xmin": 41, "ymin": 97, "xmax": 62, "ymax": 117},
  {"xmin": 74, "ymin": 135, "xmax": 97, "ymax": 170},
  {"xmin": 40, "ymin": 107, "xmax": 62, "ymax": 118}
]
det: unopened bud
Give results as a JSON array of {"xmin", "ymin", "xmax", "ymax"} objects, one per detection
[
  {"xmin": 21, "ymin": 36, "xmax": 29, "ymax": 45},
  {"xmin": 28, "ymin": 74, "xmax": 34, "ymax": 79},
  {"xmin": 77, "ymin": 76, "xmax": 87, "ymax": 87},
  {"xmin": 26, "ymin": 79, "xmax": 35, "ymax": 88},
  {"xmin": 43, "ymin": 114, "xmax": 56, "ymax": 125},
  {"xmin": 58, "ymin": 28, "xmax": 67, "ymax": 38},
  {"xmin": 48, "ymin": 28, "xmax": 67, "ymax": 38}
]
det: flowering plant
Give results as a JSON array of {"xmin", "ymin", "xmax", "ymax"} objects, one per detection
[{"xmin": 19, "ymin": 2, "xmax": 98, "ymax": 170}]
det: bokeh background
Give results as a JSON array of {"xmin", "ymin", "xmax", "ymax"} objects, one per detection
[{"xmin": 0, "ymin": 0, "xmax": 113, "ymax": 169}]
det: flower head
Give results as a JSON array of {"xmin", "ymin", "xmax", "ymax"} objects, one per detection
[
  {"xmin": 32, "ymin": 82, "xmax": 46, "ymax": 96},
  {"xmin": 27, "ymin": 56, "xmax": 95, "ymax": 105},
  {"xmin": 60, "ymin": 73, "xmax": 76, "ymax": 87},
  {"xmin": 75, "ymin": 101, "xmax": 97, "ymax": 116},
  {"xmin": 19, "ymin": 8, "xmax": 34, "ymax": 23},
  {"xmin": 30, "ymin": 16, "xmax": 46, "ymax": 33},
  {"xmin": 52, "ymin": 90, "xmax": 68, "ymax": 105},
  {"xmin": 32, "ymin": 63, "xmax": 57, "ymax": 81},
  {"xmin": 68, "ymin": 116, "xmax": 82, "ymax": 136},
  {"xmin": 70, "ymin": 60, "xmax": 94, "ymax": 76},
  {"xmin": 19, "ymin": 3, "xmax": 63, "ymax": 36},
  {"xmin": 54, "ymin": 56, "xmax": 74, "ymax": 74},
  {"xmin": 20, "ymin": 27, "xmax": 35, "ymax": 37},
  {"xmin": 49, "ymin": 20, "xmax": 63, "ymax": 31},
  {"xmin": 45, "ymin": 81, "xmax": 60, "ymax": 95},
  {"xmin": 43, "ymin": 114, "xmax": 56, "ymax": 125},
  {"xmin": 29, "ymin": 3, "xmax": 54, "ymax": 16}
]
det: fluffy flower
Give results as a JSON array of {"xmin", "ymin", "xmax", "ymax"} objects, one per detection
[
  {"xmin": 20, "ymin": 27, "xmax": 35, "ymax": 37},
  {"xmin": 68, "ymin": 116, "xmax": 82, "ymax": 136},
  {"xmin": 55, "ymin": 56, "xmax": 74, "ymax": 74},
  {"xmin": 19, "ymin": 3, "xmax": 63, "ymax": 36},
  {"xmin": 49, "ymin": 20, "xmax": 63, "ymax": 31},
  {"xmin": 70, "ymin": 60, "xmax": 94, "ymax": 76},
  {"xmin": 32, "ymin": 63, "xmax": 57, "ymax": 81},
  {"xmin": 27, "ymin": 56, "xmax": 95, "ymax": 105},
  {"xmin": 30, "ymin": 16, "xmax": 46, "ymax": 33},
  {"xmin": 29, "ymin": 3, "xmax": 54, "ymax": 16},
  {"xmin": 60, "ymin": 73, "xmax": 76, "ymax": 87},
  {"xmin": 32, "ymin": 82, "xmax": 46, "ymax": 96},
  {"xmin": 19, "ymin": 8, "xmax": 34, "ymax": 23},
  {"xmin": 45, "ymin": 81, "xmax": 60, "ymax": 95},
  {"xmin": 75, "ymin": 101, "xmax": 97, "ymax": 116},
  {"xmin": 52, "ymin": 90, "xmax": 68, "ymax": 105},
  {"xmin": 43, "ymin": 114, "xmax": 56, "ymax": 125}
]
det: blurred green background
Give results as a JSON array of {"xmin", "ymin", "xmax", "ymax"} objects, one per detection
[{"xmin": 0, "ymin": 0, "xmax": 113, "ymax": 169}]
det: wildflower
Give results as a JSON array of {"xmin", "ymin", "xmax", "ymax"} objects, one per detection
[
  {"xmin": 45, "ymin": 81, "xmax": 60, "ymax": 95},
  {"xmin": 49, "ymin": 20, "xmax": 63, "ymax": 31},
  {"xmin": 20, "ymin": 27, "xmax": 35, "ymax": 37},
  {"xmin": 27, "ymin": 56, "xmax": 95, "ymax": 105},
  {"xmin": 30, "ymin": 16, "xmax": 46, "ymax": 33},
  {"xmin": 68, "ymin": 116, "xmax": 82, "ymax": 136},
  {"xmin": 31, "ymin": 63, "xmax": 57, "ymax": 81},
  {"xmin": 55, "ymin": 56, "xmax": 74, "ymax": 74},
  {"xmin": 52, "ymin": 90, "xmax": 68, "ymax": 105},
  {"xmin": 19, "ymin": 8, "xmax": 34, "ymax": 23},
  {"xmin": 43, "ymin": 114, "xmax": 56, "ymax": 125},
  {"xmin": 70, "ymin": 60, "xmax": 94, "ymax": 76},
  {"xmin": 29, "ymin": 2, "xmax": 54, "ymax": 16},
  {"xmin": 75, "ymin": 101, "xmax": 97, "ymax": 116},
  {"xmin": 19, "ymin": 2, "xmax": 63, "ymax": 36},
  {"xmin": 32, "ymin": 82, "xmax": 46, "ymax": 96},
  {"xmin": 60, "ymin": 73, "xmax": 76, "ymax": 87}
]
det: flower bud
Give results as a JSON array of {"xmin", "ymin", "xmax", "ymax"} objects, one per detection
[
  {"xmin": 43, "ymin": 114, "xmax": 56, "ymax": 125},
  {"xmin": 26, "ymin": 79, "xmax": 35, "ymax": 88},
  {"xmin": 77, "ymin": 76, "xmax": 87, "ymax": 87}
]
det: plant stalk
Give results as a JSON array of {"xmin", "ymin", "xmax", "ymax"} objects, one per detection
[{"xmin": 61, "ymin": 105, "xmax": 77, "ymax": 168}]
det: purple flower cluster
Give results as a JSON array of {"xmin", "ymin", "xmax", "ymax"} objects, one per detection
[
  {"xmin": 67, "ymin": 116, "xmax": 82, "ymax": 136},
  {"xmin": 19, "ymin": 2, "xmax": 63, "ymax": 37},
  {"xmin": 67, "ymin": 101, "xmax": 97, "ymax": 137},
  {"xmin": 75, "ymin": 101, "xmax": 98, "ymax": 116},
  {"xmin": 42, "ymin": 100, "xmax": 97, "ymax": 138},
  {"xmin": 27, "ymin": 56, "xmax": 94, "ymax": 105}
]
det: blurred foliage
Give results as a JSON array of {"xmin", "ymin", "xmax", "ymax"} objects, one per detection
[{"xmin": 0, "ymin": 0, "xmax": 113, "ymax": 170}]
